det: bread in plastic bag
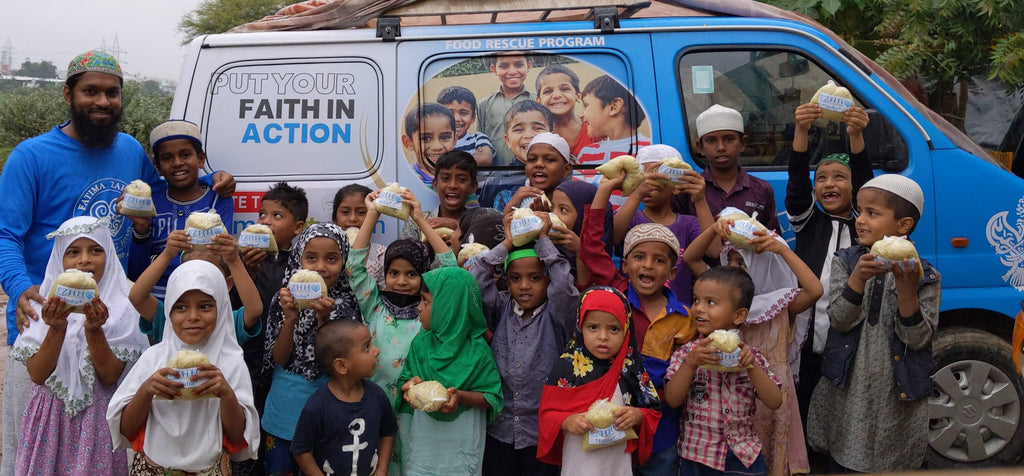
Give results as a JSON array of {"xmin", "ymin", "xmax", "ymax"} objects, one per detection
[
  {"xmin": 458, "ymin": 243, "xmax": 489, "ymax": 268},
  {"xmin": 238, "ymin": 223, "xmax": 278, "ymax": 253},
  {"xmin": 701, "ymin": 329, "xmax": 748, "ymax": 372},
  {"xmin": 374, "ymin": 183, "xmax": 412, "ymax": 220},
  {"xmin": 581, "ymin": 398, "xmax": 638, "ymax": 451},
  {"xmin": 595, "ymin": 155, "xmax": 644, "ymax": 195},
  {"xmin": 164, "ymin": 350, "xmax": 212, "ymax": 400},
  {"xmin": 420, "ymin": 227, "xmax": 454, "ymax": 242},
  {"xmin": 48, "ymin": 269, "xmax": 99, "ymax": 312},
  {"xmin": 408, "ymin": 380, "xmax": 449, "ymax": 412},
  {"xmin": 718, "ymin": 207, "xmax": 767, "ymax": 250},
  {"xmin": 870, "ymin": 235, "xmax": 923, "ymax": 277},
  {"xmin": 656, "ymin": 157, "xmax": 693, "ymax": 185},
  {"xmin": 119, "ymin": 180, "xmax": 157, "ymax": 217},
  {"xmin": 288, "ymin": 269, "xmax": 327, "ymax": 309},
  {"xmin": 810, "ymin": 80, "xmax": 854, "ymax": 122},
  {"xmin": 510, "ymin": 208, "xmax": 544, "ymax": 247},
  {"xmin": 549, "ymin": 213, "xmax": 567, "ymax": 234},
  {"xmin": 185, "ymin": 212, "xmax": 226, "ymax": 251},
  {"xmin": 344, "ymin": 227, "xmax": 360, "ymax": 246}
]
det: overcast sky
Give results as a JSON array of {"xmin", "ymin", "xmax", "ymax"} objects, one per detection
[{"xmin": 1, "ymin": 0, "xmax": 207, "ymax": 81}]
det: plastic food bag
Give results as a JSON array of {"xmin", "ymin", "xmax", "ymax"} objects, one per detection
[
  {"xmin": 164, "ymin": 350, "xmax": 211, "ymax": 400},
  {"xmin": 420, "ymin": 227, "xmax": 454, "ymax": 242},
  {"xmin": 458, "ymin": 243, "xmax": 489, "ymax": 268},
  {"xmin": 656, "ymin": 157, "xmax": 693, "ymax": 185},
  {"xmin": 718, "ymin": 207, "xmax": 767, "ymax": 250},
  {"xmin": 344, "ymin": 227, "xmax": 360, "ymax": 245},
  {"xmin": 185, "ymin": 212, "xmax": 226, "ymax": 251},
  {"xmin": 289, "ymin": 269, "xmax": 326, "ymax": 309},
  {"xmin": 870, "ymin": 235, "xmax": 923, "ymax": 277},
  {"xmin": 510, "ymin": 208, "xmax": 544, "ymax": 247},
  {"xmin": 119, "ymin": 180, "xmax": 156, "ymax": 217},
  {"xmin": 701, "ymin": 329, "xmax": 748, "ymax": 372},
  {"xmin": 49, "ymin": 269, "xmax": 98, "ymax": 312},
  {"xmin": 374, "ymin": 183, "xmax": 412, "ymax": 220},
  {"xmin": 810, "ymin": 80, "xmax": 854, "ymax": 122},
  {"xmin": 408, "ymin": 380, "xmax": 449, "ymax": 412},
  {"xmin": 238, "ymin": 223, "xmax": 278, "ymax": 253},
  {"xmin": 596, "ymin": 155, "xmax": 644, "ymax": 195},
  {"xmin": 581, "ymin": 398, "xmax": 638, "ymax": 451}
]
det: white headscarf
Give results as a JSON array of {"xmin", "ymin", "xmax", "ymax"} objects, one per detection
[
  {"xmin": 720, "ymin": 237, "xmax": 809, "ymax": 369},
  {"xmin": 11, "ymin": 216, "xmax": 148, "ymax": 416},
  {"xmin": 107, "ymin": 260, "xmax": 259, "ymax": 471}
]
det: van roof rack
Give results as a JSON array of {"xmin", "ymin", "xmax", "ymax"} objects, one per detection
[{"xmin": 372, "ymin": 0, "xmax": 710, "ymax": 27}]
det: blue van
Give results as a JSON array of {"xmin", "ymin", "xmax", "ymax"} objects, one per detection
[{"xmin": 174, "ymin": 0, "xmax": 1024, "ymax": 467}]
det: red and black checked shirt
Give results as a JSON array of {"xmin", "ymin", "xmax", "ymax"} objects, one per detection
[{"xmin": 665, "ymin": 341, "xmax": 781, "ymax": 471}]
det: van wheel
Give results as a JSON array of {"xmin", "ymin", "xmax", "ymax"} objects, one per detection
[{"xmin": 927, "ymin": 327, "xmax": 1024, "ymax": 467}]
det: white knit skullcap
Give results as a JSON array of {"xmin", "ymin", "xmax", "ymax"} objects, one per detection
[
  {"xmin": 696, "ymin": 104, "xmax": 744, "ymax": 138},
  {"xmin": 636, "ymin": 144, "xmax": 683, "ymax": 165},
  {"xmin": 528, "ymin": 132, "xmax": 575, "ymax": 165},
  {"xmin": 862, "ymin": 174, "xmax": 924, "ymax": 215}
]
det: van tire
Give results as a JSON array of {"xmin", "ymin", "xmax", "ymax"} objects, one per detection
[{"xmin": 926, "ymin": 327, "xmax": 1024, "ymax": 467}]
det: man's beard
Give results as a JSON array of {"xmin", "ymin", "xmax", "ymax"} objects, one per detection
[{"xmin": 69, "ymin": 104, "xmax": 122, "ymax": 149}]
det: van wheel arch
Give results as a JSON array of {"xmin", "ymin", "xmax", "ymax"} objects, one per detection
[
  {"xmin": 938, "ymin": 308, "xmax": 1013, "ymax": 342},
  {"xmin": 926, "ymin": 326, "xmax": 1024, "ymax": 467}
]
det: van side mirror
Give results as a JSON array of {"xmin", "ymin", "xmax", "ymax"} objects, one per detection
[{"xmin": 779, "ymin": 56, "xmax": 809, "ymax": 78}]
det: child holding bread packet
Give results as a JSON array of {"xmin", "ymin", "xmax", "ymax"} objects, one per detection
[
  {"xmin": 398, "ymin": 267, "xmax": 503, "ymax": 476},
  {"xmin": 12, "ymin": 216, "xmax": 149, "ymax": 474},
  {"xmin": 469, "ymin": 212, "xmax": 578, "ymax": 476},
  {"xmin": 129, "ymin": 229, "xmax": 262, "ymax": 345},
  {"xmin": 108, "ymin": 259, "xmax": 259, "ymax": 474},
  {"xmin": 262, "ymin": 223, "xmax": 362, "ymax": 474},
  {"xmin": 537, "ymin": 286, "xmax": 661, "ymax": 475},
  {"xmin": 125, "ymin": 120, "xmax": 234, "ymax": 300},
  {"xmin": 806, "ymin": 175, "xmax": 940, "ymax": 473},
  {"xmin": 664, "ymin": 266, "xmax": 782, "ymax": 476},
  {"xmin": 683, "ymin": 220, "xmax": 823, "ymax": 475}
]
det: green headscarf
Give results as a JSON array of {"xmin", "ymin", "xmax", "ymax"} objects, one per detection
[{"xmin": 398, "ymin": 267, "xmax": 504, "ymax": 422}]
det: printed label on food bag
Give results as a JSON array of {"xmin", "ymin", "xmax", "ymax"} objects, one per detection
[
  {"xmin": 376, "ymin": 190, "xmax": 403, "ymax": 210},
  {"xmin": 817, "ymin": 92, "xmax": 853, "ymax": 112},
  {"xmin": 54, "ymin": 285, "xmax": 95, "ymax": 307},
  {"xmin": 122, "ymin": 194, "xmax": 153, "ymax": 211},
  {"xmin": 718, "ymin": 349, "xmax": 741, "ymax": 368},
  {"xmin": 520, "ymin": 196, "xmax": 537, "ymax": 209},
  {"xmin": 658, "ymin": 164, "xmax": 689, "ymax": 182},
  {"xmin": 168, "ymin": 367, "xmax": 205, "ymax": 389},
  {"xmin": 188, "ymin": 226, "xmax": 226, "ymax": 245},
  {"xmin": 238, "ymin": 232, "xmax": 271, "ymax": 249},
  {"xmin": 289, "ymin": 282, "xmax": 323, "ymax": 300},
  {"xmin": 730, "ymin": 221, "xmax": 760, "ymax": 240},
  {"xmin": 588, "ymin": 426, "xmax": 627, "ymax": 447},
  {"xmin": 510, "ymin": 216, "xmax": 543, "ymax": 236}
]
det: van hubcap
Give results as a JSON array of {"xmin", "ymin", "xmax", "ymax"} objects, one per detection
[{"xmin": 929, "ymin": 360, "xmax": 1020, "ymax": 462}]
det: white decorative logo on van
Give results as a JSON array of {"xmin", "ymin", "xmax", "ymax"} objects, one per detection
[{"xmin": 985, "ymin": 197, "xmax": 1024, "ymax": 291}]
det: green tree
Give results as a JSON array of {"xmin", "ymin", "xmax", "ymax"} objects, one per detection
[
  {"xmin": 762, "ymin": 0, "xmax": 1024, "ymax": 129},
  {"xmin": 14, "ymin": 59, "xmax": 59, "ymax": 79},
  {"xmin": 0, "ymin": 80, "xmax": 172, "ymax": 154},
  {"xmin": 178, "ymin": 0, "xmax": 291, "ymax": 45}
]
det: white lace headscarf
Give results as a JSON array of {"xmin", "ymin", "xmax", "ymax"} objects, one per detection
[{"xmin": 11, "ymin": 216, "xmax": 148, "ymax": 416}]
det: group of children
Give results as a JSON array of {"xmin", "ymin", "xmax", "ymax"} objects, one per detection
[{"xmin": 5, "ymin": 84, "xmax": 940, "ymax": 476}]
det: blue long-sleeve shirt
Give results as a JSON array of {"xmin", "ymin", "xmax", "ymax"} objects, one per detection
[{"xmin": 126, "ymin": 184, "xmax": 234, "ymax": 299}]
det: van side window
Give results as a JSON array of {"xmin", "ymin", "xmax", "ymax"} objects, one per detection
[{"xmin": 677, "ymin": 50, "xmax": 907, "ymax": 170}]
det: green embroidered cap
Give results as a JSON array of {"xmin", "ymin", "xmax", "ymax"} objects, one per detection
[
  {"xmin": 815, "ymin": 152, "xmax": 851, "ymax": 172},
  {"xmin": 66, "ymin": 50, "xmax": 122, "ymax": 81}
]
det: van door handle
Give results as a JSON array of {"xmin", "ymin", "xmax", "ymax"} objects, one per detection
[{"xmin": 951, "ymin": 237, "xmax": 969, "ymax": 248}]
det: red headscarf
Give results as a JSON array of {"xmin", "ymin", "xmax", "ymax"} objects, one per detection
[{"xmin": 537, "ymin": 286, "xmax": 661, "ymax": 466}]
